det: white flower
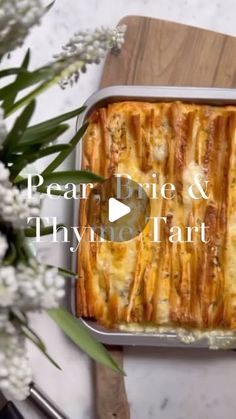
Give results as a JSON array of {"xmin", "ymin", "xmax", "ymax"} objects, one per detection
[
  {"xmin": 0, "ymin": 260, "xmax": 65, "ymax": 310},
  {"xmin": 17, "ymin": 259, "xmax": 65, "ymax": 309},
  {"xmin": 53, "ymin": 25, "xmax": 127, "ymax": 88},
  {"xmin": 0, "ymin": 322, "xmax": 32, "ymax": 401},
  {"xmin": 0, "ymin": 108, "xmax": 7, "ymax": 147},
  {"xmin": 0, "ymin": 186, "xmax": 40, "ymax": 228},
  {"xmin": 0, "ymin": 0, "xmax": 44, "ymax": 57},
  {"xmin": 0, "ymin": 163, "xmax": 40, "ymax": 228},
  {"xmin": 0, "ymin": 233, "xmax": 8, "ymax": 261},
  {"xmin": 0, "ymin": 266, "xmax": 18, "ymax": 307}
]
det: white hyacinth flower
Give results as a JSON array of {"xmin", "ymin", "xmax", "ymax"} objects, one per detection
[
  {"xmin": 17, "ymin": 259, "xmax": 65, "ymax": 309},
  {"xmin": 0, "ymin": 162, "xmax": 40, "ymax": 228},
  {"xmin": 53, "ymin": 25, "xmax": 127, "ymax": 88},
  {"xmin": 0, "ymin": 186, "xmax": 40, "ymax": 228},
  {"xmin": 0, "ymin": 322, "xmax": 32, "ymax": 401},
  {"xmin": 0, "ymin": 0, "xmax": 45, "ymax": 57},
  {"xmin": 0, "ymin": 232, "xmax": 8, "ymax": 261},
  {"xmin": 0, "ymin": 260, "xmax": 65, "ymax": 310},
  {"xmin": 0, "ymin": 266, "xmax": 18, "ymax": 307}
]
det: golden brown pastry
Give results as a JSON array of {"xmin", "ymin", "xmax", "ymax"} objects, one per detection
[{"xmin": 76, "ymin": 101, "xmax": 236, "ymax": 331}]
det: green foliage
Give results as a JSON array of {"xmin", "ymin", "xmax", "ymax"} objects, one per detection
[
  {"xmin": 48, "ymin": 308, "xmax": 124, "ymax": 374},
  {"xmin": 12, "ymin": 310, "xmax": 61, "ymax": 370},
  {"xmin": 0, "ymin": 47, "xmax": 122, "ymax": 379}
]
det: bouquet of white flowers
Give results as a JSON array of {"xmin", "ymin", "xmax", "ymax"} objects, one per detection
[{"xmin": 0, "ymin": 0, "xmax": 126, "ymax": 401}]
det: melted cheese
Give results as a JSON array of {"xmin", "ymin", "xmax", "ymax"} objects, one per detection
[
  {"xmin": 77, "ymin": 101, "xmax": 236, "ymax": 338},
  {"xmin": 183, "ymin": 161, "xmax": 205, "ymax": 205}
]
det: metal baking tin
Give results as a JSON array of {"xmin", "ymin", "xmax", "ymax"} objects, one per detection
[{"xmin": 72, "ymin": 85, "xmax": 236, "ymax": 348}]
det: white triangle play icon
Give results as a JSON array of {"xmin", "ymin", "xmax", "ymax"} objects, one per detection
[{"xmin": 108, "ymin": 197, "xmax": 131, "ymax": 223}]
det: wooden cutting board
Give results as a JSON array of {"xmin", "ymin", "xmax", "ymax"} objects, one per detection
[
  {"xmin": 95, "ymin": 15, "xmax": 236, "ymax": 419},
  {"xmin": 101, "ymin": 15, "xmax": 236, "ymax": 87}
]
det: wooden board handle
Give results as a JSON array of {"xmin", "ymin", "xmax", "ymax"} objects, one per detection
[{"xmin": 95, "ymin": 346, "xmax": 130, "ymax": 419}]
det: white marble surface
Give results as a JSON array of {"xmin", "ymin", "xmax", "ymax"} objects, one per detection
[{"xmin": 2, "ymin": 0, "xmax": 236, "ymax": 418}]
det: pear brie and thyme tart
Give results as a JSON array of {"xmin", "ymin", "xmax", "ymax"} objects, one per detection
[{"xmin": 76, "ymin": 100, "xmax": 236, "ymax": 336}]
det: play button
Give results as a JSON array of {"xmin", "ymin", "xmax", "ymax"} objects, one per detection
[
  {"xmin": 86, "ymin": 175, "xmax": 150, "ymax": 242},
  {"xmin": 108, "ymin": 198, "xmax": 131, "ymax": 222}
]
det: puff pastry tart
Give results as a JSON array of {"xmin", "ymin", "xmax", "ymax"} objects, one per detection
[{"xmin": 76, "ymin": 101, "xmax": 236, "ymax": 331}]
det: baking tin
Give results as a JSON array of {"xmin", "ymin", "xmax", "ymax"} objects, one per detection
[{"xmin": 72, "ymin": 85, "xmax": 236, "ymax": 348}]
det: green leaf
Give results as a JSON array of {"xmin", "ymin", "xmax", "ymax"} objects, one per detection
[
  {"xmin": 23, "ymin": 49, "xmax": 31, "ymax": 68},
  {"xmin": 3, "ymin": 243, "xmax": 17, "ymax": 265},
  {"xmin": 1, "ymin": 100, "xmax": 36, "ymax": 159},
  {"xmin": 3, "ymin": 49, "xmax": 30, "ymax": 110},
  {"xmin": 0, "ymin": 68, "xmax": 27, "ymax": 78},
  {"xmin": 15, "ymin": 170, "xmax": 103, "ymax": 193},
  {"xmin": 11, "ymin": 309, "xmax": 61, "ymax": 370},
  {"xmin": 42, "ymin": 170, "xmax": 104, "ymax": 184},
  {"xmin": 4, "ymin": 59, "xmax": 85, "ymax": 116},
  {"xmin": 45, "ymin": 265, "xmax": 77, "ymax": 278},
  {"xmin": 36, "ymin": 186, "xmax": 67, "ymax": 196},
  {"xmin": 16, "ymin": 123, "xmax": 69, "ymax": 149},
  {"xmin": 55, "ymin": 266, "xmax": 77, "ymax": 278},
  {"xmin": 42, "ymin": 123, "xmax": 88, "ymax": 175},
  {"xmin": 0, "ymin": 67, "xmax": 53, "ymax": 109},
  {"xmin": 29, "ymin": 144, "xmax": 71, "ymax": 158},
  {"xmin": 46, "ymin": 0, "xmax": 56, "ymax": 12},
  {"xmin": 12, "ymin": 174, "xmax": 24, "ymax": 184},
  {"xmin": 15, "ymin": 230, "xmax": 32, "ymax": 262},
  {"xmin": 47, "ymin": 308, "xmax": 124, "ymax": 374},
  {"xmin": 4, "ymin": 75, "xmax": 59, "ymax": 116},
  {"xmin": 22, "ymin": 323, "xmax": 62, "ymax": 370},
  {"xmin": 24, "ymin": 224, "xmax": 65, "ymax": 237},
  {"xmin": 10, "ymin": 144, "xmax": 71, "ymax": 164},
  {"xmin": 24, "ymin": 106, "xmax": 85, "ymax": 139},
  {"xmin": 10, "ymin": 145, "xmax": 71, "ymax": 180},
  {"xmin": 15, "ymin": 170, "xmax": 103, "ymax": 192}
]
